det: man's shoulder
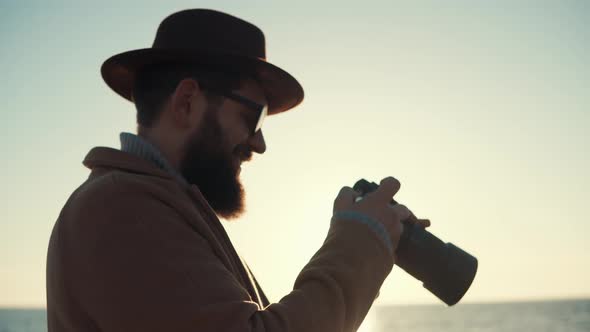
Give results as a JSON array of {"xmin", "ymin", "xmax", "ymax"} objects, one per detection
[
  {"xmin": 63, "ymin": 169, "xmax": 187, "ymax": 220},
  {"xmin": 53, "ymin": 169, "xmax": 200, "ymax": 245}
]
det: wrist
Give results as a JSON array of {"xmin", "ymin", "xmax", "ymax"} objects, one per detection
[{"xmin": 331, "ymin": 210, "xmax": 394, "ymax": 255}]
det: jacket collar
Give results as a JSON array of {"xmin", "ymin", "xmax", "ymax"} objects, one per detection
[
  {"xmin": 82, "ymin": 140, "xmax": 220, "ymax": 224},
  {"xmin": 83, "ymin": 132, "xmax": 190, "ymax": 187},
  {"xmin": 83, "ymin": 146, "xmax": 180, "ymax": 183}
]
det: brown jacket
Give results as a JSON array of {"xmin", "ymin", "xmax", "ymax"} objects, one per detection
[{"xmin": 46, "ymin": 147, "xmax": 394, "ymax": 332}]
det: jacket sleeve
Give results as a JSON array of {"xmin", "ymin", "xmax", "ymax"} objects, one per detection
[{"xmin": 70, "ymin": 178, "xmax": 395, "ymax": 332}]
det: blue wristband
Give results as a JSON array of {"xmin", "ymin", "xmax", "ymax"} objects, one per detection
[{"xmin": 331, "ymin": 210, "xmax": 393, "ymax": 254}]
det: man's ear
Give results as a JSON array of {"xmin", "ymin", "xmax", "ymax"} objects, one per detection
[{"xmin": 169, "ymin": 78, "xmax": 203, "ymax": 129}]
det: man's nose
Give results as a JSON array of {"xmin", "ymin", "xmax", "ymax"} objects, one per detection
[{"xmin": 248, "ymin": 130, "xmax": 266, "ymax": 154}]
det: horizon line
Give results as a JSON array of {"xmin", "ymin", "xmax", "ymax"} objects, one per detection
[{"xmin": 1, "ymin": 295, "xmax": 589, "ymax": 310}]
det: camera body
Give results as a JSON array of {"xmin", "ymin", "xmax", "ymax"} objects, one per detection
[{"xmin": 353, "ymin": 179, "xmax": 478, "ymax": 306}]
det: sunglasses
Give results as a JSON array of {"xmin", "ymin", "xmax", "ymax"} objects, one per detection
[{"xmin": 200, "ymin": 83, "xmax": 268, "ymax": 135}]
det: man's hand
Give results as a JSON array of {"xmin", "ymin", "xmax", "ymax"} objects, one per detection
[{"xmin": 333, "ymin": 177, "xmax": 430, "ymax": 253}]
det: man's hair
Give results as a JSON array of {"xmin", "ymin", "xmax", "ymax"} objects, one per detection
[{"xmin": 132, "ymin": 62, "xmax": 247, "ymax": 127}]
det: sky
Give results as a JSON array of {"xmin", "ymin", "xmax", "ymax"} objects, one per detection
[{"xmin": 0, "ymin": 0, "xmax": 588, "ymax": 311}]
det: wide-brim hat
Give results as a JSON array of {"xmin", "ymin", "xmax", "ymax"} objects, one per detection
[{"xmin": 101, "ymin": 9, "xmax": 304, "ymax": 115}]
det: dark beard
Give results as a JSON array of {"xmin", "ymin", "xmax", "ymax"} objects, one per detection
[{"xmin": 179, "ymin": 109, "xmax": 247, "ymax": 220}]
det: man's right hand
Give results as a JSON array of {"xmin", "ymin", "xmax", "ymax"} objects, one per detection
[{"xmin": 332, "ymin": 177, "xmax": 412, "ymax": 253}]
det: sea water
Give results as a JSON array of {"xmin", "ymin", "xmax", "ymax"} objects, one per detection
[{"xmin": 0, "ymin": 299, "xmax": 588, "ymax": 332}]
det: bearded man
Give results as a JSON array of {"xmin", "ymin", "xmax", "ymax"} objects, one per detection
[{"xmin": 46, "ymin": 8, "xmax": 429, "ymax": 332}]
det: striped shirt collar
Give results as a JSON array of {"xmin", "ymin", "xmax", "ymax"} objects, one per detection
[{"xmin": 119, "ymin": 132, "xmax": 188, "ymax": 186}]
